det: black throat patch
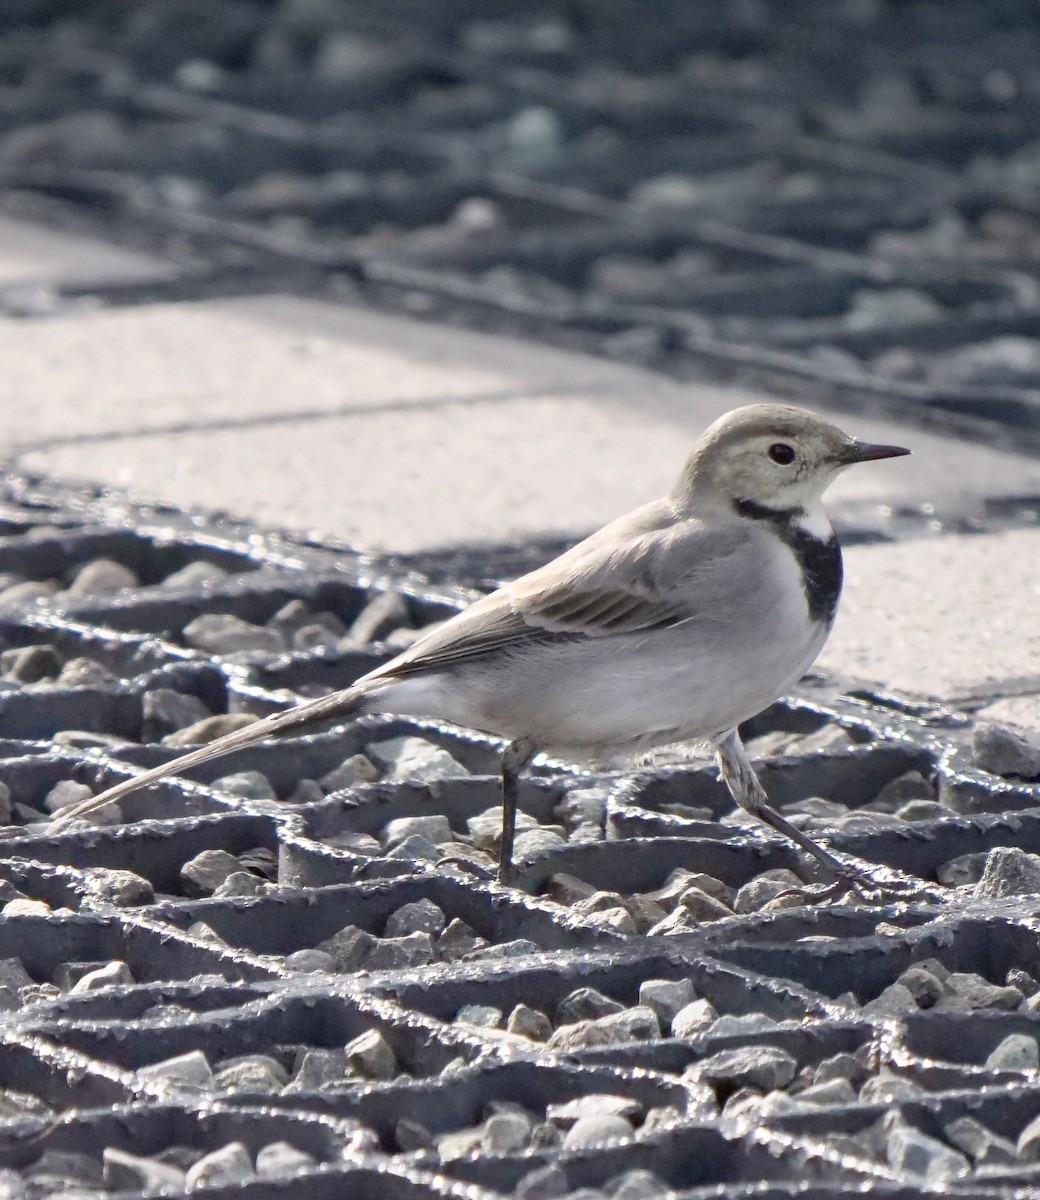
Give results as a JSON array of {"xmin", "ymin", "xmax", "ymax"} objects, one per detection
[{"xmin": 734, "ymin": 499, "xmax": 842, "ymax": 626}]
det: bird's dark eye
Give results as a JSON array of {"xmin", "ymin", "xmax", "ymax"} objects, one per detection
[{"xmin": 768, "ymin": 442, "xmax": 796, "ymax": 465}]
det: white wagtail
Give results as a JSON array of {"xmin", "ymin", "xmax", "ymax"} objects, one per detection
[{"xmin": 53, "ymin": 403, "xmax": 909, "ymax": 889}]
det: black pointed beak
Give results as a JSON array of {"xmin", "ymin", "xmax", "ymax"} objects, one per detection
[{"xmin": 840, "ymin": 439, "xmax": 911, "ymax": 464}]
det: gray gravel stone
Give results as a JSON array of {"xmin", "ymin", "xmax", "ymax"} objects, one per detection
[
  {"xmin": 696, "ymin": 1046, "xmax": 797, "ymax": 1091},
  {"xmin": 141, "ymin": 688, "xmax": 211, "ymax": 740},
  {"xmin": 938, "ymin": 972, "xmax": 1023, "ymax": 1012},
  {"xmin": 895, "ymin": 799, "xmax": 950, "ymax": 821},
  {"xmin": 886, "ymin": 1120, "xmax": 970, "ymax": 1182},
  {"xmin": 562, "ymin": 1114, "xmax": 634, "ymax": 1149},
  {"xmin": 670, "ymin": 998, "xmax": 719, "ymax": 1038},
  {"xmin": 638, "ymin": 978, "xmax": 695, "ymax": 1026},
  {"xmin": 483, "ymin": 1110, "xmax": 534, "ymax": 1153},
  {"xmin": 42, "ymin": 780, "xmax": 93, "ymax": 814},
  {"xmin": 546, "ymin": 1095, "xmax": 643, "ymax": 1129},
  {"xmin": 183, "ymin": 613, "xmax": 285, "ymax": 656},
  {"xmin": 859, "ymin": 1074, "xmax": 925, "ymax": 1104},
  {"xmin": 895, "ymin": 966, "xmax": 944, "ymax": 1009},
  {"xmin": 255, "ymin": 1142, "xmax": 318, "ymax": 1177},
  {"xmin": 102, "ymin": 1148, "xmax": 186, "ymax": 1193},
  {"xmin": 212, "ymin": 770, "xmax": 277, "ymax": 800},
  {"xmin": 733, "ymin": 870, "xmax": 803, "ymax": 913},
  {"xmin": 514, "ymin": 827, "xmax": 567, "ymax": 858},
  {"xmin": 284, "ymin": 949, "xmax": 335, "ymax": 973},
  {"xmin": 371, "ymin": 736, "xmax": 469, "ymax": 783},
  {"xmin": 973, "ymin": 846, "xmax": 1040, "ymax": 898},
  {"xmin": 386, "ymin": 835, "xmax": 443, "ymax": 863},
  {"xmin": 2, "ymin": 898, "xmax": 49, "ymax": 917},
  {"xmin": 862, "ymin": 982, "xmax": 919, "ymax": 1018},
  {"xmin": 184, "ymin": 1142, "xmax": 255, "ymax": 1190},
  {"xmin": 56, "ymin": 657, "xmax": 117, "ymax": 687},
  {"xmin": 0, "ymin": 580, "xmax": 56, "ymax": 610},
  {"xmin": 974, "ymin": 721, "xmax": 1040, "ymax": 777},
  {"xmin": 347, "ymin": 591, "xmax": 410, "ymax": 644},
  {"xmin": 161, "ymin": 560, "xmax": 230, "ymax": 589},
  {"xmin": 792, "ymin": 1078, "xmax": 858, "ymax": 1106},
  {"xmin": 438, "ymin": 918, "xmax": 489, "ymax": 961},
  {"xmin": 871, "ymin": 770, "xmax": 934, "ymax": 810},
  {"xmin": 674, "ymin": 887, "xmax": 734, "ymax": 923},
  {"xmin": 515, "ymin": 1164, "xmax": 569, "ymax": 1200},
  {"xmin": 163, "ymin": 712, "xmax": 259, "ymax": 746},
  {"xmin": 1017, "ymin": 1110, "xmax": 1040, "ymax": 1157},
  {"xmin": 548, "ymin": 1007, "xmax": 660, "ymax": 1051},
  {"xmin": 984, "ymin": 1033, "xmax": 1039, "ymax": 1071},
  {"xmin": 709, "ymin": 1013, "xmax": 778, "ymax": 1037},
  {"xmin": 363, "ymin": 931, "xmax": 436, "ymax": 971},
  {"xmin": 320, "ymin": 754, "xmax": 379, "ymax": 791},
  {"xmin": 315, "ymin": 925, "xmax": 376, "ymax": 972},
  {"xmin": 137, "ymin": 1050, "xmax": 214, "ymax": 1091},
  {"xmin": 382, "ymin": 815, "xmax": 454, "ymax": 848},
  {"xmin": 0, "ymin": 639, "xmax": 44, "ymax": 678},
  {"xmin": 611, "ymin": 1170, "xmax": 673, "ymax": 1200},
  {"xmin": 68, "ymin": 558, "xmax": 138, "ymax": 595},
  {"xmin": 555, "ymin": 787, "xmax": 608, "ymax": 830},
  {"xmin": 212, "ymin": 871, "xmax": 269, "ymax": 898},
  {"xmin": 383, "ymin": 898, "xmax": 447, "ymax": 939},
  {"xmin": 467, "ymin": 805, "xmax": 539, "ymax": 851},
  {"xmin": 437, "ymin": 1125, "xmax": 485, "ymax": 1160},
  {"xmin": 507, "ymin": 1003, "xmax": 552, "ymax": 1041},
  {"xmin": 286, "ymin": 1049, "xmax": 354, "ymax": 1092},
  {"xmin": 0, "ymin": 959, "xmax": 32, "ymax": 1009},
  {"xmin": 944, "ymin": 1116, "xmax": 1019, "ymax": 1166},
  {"xmin": 555, "ymin": 987, "xmax": 625, "ymax": 1025},
  {"xmin": 69, "ymin": 961, "xmax": 133, "ymax": 993},
  {"xmin": 455, "ymin": 1004, "xmax": 503, "ymax": 1029},
  {"xmin": 214, "ymin": 1055, "xmax": 288, "ymax": 1094},
  {"xmin": 81, "ymin": 867, "xmax": 153, "ymax": 907},
  {"xmin": 345, "ymin": 1029, "xmax": 399, "ymax": 1080},
  {"xmin": 180, "ymin": 849, "xmax": 242, "ymax": 897},
  {"xmin": 472, "ymin": 938, "xmax": 542, "ymax": 960}
]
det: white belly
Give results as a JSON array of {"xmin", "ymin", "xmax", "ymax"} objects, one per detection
[{"xmin": 368, "ymin": 535, "xmax": 831, "ymax": 753}]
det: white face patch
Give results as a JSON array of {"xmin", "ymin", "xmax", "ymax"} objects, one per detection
[{"xmin": 793, "ymin": 503, "xmax": 833, "ymax": 542}]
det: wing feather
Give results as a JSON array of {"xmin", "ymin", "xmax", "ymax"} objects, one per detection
[{"xmin": 373, "ymin": 501, "xmax": 747, "ymax": 682}]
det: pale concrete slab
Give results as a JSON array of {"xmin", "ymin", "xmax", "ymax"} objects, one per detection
[
  {"xmin": 0, "ymin": 293, "xmax": 648, "ymax": 450},
  {"xmin": 0, "ymin": 215, "xmax": 170, "ymax": 287},
  {"xmin": 818, "ymin": 528, "xmax": 1040, "ymax": 702},
  {"xmin": 19, "ymin": 359, "xmax": 1040, "ymax": 551}
]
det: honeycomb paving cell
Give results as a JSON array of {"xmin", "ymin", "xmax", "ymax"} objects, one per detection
[
  {"xmin": 0, "ymin": 524, "xmax": 267, "ymax": 604},
  {"xmin": 713, "ymin": 910, "xmax": 1040, "ymax": 1021},
  {"xmin": 0, "ymin": 807, "xmax": 285, "ymax": 905},
  {"xmin": 759, "ymin": 1082, "xmax": 1040, "ymax": 1188},
  {"xmin": 0, "ymin": 749, "xmax": 238, "ymax": 829},
  {"xmin": 27, "ymin": 986, "xmax": 490, "ymax": 1099},
  {"xmin": 361, "ymin": 942, "xmax": 839, "ymax": 1050},
  {"xmin": 280, "ymin": 771, "xmax": 591, "ymax": 888},
  {"xmin": 0, "ymin": 1100, "xmax": 367, "ymax": 1196},
  {"xmin": 143, "ymin": 872, "xmax": 610, "ymax": 975}
]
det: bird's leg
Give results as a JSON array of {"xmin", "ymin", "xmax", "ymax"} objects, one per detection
[
  {"xmin": 498, "ymin": 736, "xmax": 538, "ymax": 885},
  {"xmin": 435, "ymin": 736, "xmax": 537, "ymax": 886},
  {"xmin": 712, "ymin": 728, "xmax": 923, "ymax": 901}
]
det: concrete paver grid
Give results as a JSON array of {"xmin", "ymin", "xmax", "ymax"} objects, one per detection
[{"xmin": 0, "ymin": 294, "xmax": 646, "ymax": 449}]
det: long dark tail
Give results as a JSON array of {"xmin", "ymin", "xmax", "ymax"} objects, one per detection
[{"xmin": 50, "ymin": 681, "xmax": 374, "ymax": 826}]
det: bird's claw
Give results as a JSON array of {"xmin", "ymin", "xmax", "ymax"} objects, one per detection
[
  {"xmin": 776, "ymin": 864, "xmax": 943, "ymax": 907},
  {"xmin": 434, "ymin": 854, "xmax": 495, "ymax": 881}
]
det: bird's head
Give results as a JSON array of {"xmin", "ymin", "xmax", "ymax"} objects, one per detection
[{"xmin": 675, "ymin": 403, "xmax": 909, "ymax": 514}]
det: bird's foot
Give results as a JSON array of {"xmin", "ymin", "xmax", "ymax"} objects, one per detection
[
  {"xmin": 778, "ymin": 861, "xmax": 944, "ymax": 907},
  {"xmin": 434, "ymin": 853, "xmax": 518, "ymax": 887},
  {"xmin": 434, "ymin": 854, "xmax": 495, "ymax": 881}
]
